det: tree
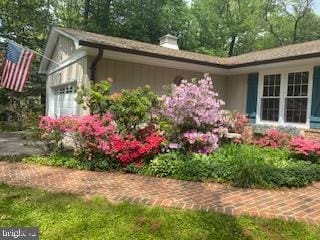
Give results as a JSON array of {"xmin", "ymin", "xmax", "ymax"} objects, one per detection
[{"xmin": 0, "ymin": 0, "xmax": 52, "ymax": 124}]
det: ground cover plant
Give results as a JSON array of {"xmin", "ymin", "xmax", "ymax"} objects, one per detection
[
  {"xmin": 1, "ymin": 184, "xmax": 320, "ymax": 240},
  {"xmin": 144, "ymin": 144, "xmax": 320, "ymax": 188}
]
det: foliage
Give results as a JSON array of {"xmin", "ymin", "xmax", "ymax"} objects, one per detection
[
  {"xmin": 23, "ymin": 152, "xmax": 119, "ymax": 171},
  {"xmin": 255, "ymin": 129, "xmax": 291, "ymax": 148},
  {"xmin": 76, "ymin": 80, "xmax": 113, "ymax": 115},
  {"xmin": 158, "ymin": 76, "xmax": 226, "ymax": 153},
  {"xmin": 233, "ymin": 148, "xmax": 265, "ymax": 188},
  {"xmin": 109, "ymin": 86, "xmax": 158, "ymax": 133},
  {"xmin": 290, "ymin": 136, "xmax": 320, "ymax": 162},
  {"xmin": 77, "ymin": 80, "xmax": 158, "ymax": 134},
  {"xmin": 145, "ymin": 144, "xmax": 320, "ymax": 188},
  {"xmin": 38, "ymin": 116, "xmax": 65, "ymax": 153},
  {"xmin": 222, "ymin": 111, "xmax": 251, "ymax": 143},
  {"xmin": 38, "ymin": 114, "xmax": 164, "ymax": 166}
]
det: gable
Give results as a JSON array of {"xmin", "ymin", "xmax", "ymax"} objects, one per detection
[{"xmin": 48, "ymin": 35, "xmax": 76, "ymax": 70}]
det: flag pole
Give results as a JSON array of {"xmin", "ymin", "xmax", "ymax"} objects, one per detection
[{"xmin": 8, "ymin": 40, "xmax": 61, "ymax": 66}]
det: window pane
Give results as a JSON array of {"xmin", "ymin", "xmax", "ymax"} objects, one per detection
[
  {"xmin": 275, "ymin": 75, "xmax": 281, "ymax": 85},
  {"xmin": 294, "ymin": 72, "xmax": 302, "ymax": 85},
  {"xmin": 301, "ymin": 85, "xmax": 308, "ymax": 96},
  {"xmin": 288, "ymin": 73, "xmax": 294, "ymax": 84},
  {"xmin": 302, "ymin": 72, "xmax": 309, "ymax": 84},
  {"xmin": 287, "ymin": 71, "xmax": 309, "ymax": 97},
  {"xmin": 294, "ymin": 85, "xmax": 301, "ymax": 96},
  {"xmin": 275, "ymin": 86, "xmax": 280, "ymax": 96},
  {"xmin": 270, "ymin": 75, "xmax": 275, "ymax": 85},
  {"xmin": 261, "ymin": 98, "xmax": 280, "ymax": 121},
  {"xmin": 287, "ymin": 86, "xmax": 294, "ymax": 96},
  {"xmin": 263, "ymin": 87, "xmax": 268, "ymax": 97},
  {"xmin": 285, "ymin": 98, "xmax": 308, "ymax": 123}
]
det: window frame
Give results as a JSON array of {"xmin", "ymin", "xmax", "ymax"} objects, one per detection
[{"xmin": 256, "ymin": 67, "xmax": 313, "ymax": 129}]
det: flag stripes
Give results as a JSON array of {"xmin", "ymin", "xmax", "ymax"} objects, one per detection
[{"xmin": 0, "ymin": 42, "xmax": 35, "ymax": 92}]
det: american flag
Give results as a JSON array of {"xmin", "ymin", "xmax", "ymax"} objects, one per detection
[{"xmin": 0, "ymin": 42, "xmax": 35, "ymax": 92}]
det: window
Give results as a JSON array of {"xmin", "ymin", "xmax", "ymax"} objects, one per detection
[
  {"xmin": 261, "ymin": 74, "xmax": 281, "ymax": 121},
  {"xmin": 285, "ymin": 72, "xmax": 309, "ymax": 123},
  {"xmin": 258, "ymin": 70, "xmax": 311, "ymax": 127}
]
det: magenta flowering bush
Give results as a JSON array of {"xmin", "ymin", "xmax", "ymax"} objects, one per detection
[
  {"xmin": 158, "ymin": 76, "xmax": 227, "ymax": 153},
  {"xmin": 290, "ymin": 137, "xmax": 320, "ymax": 161},
  {"xmin": 38, "ymin": 114, "xmax": 164, "ymax": 165}
]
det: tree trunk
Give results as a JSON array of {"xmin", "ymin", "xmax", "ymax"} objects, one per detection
[
  {"xmin": 84, "ymin": 0, "xmax": 90, "ymax": 30},
  {"xmin": 228, "ymin": 35, "xmax": 237, "ymax": 57}
]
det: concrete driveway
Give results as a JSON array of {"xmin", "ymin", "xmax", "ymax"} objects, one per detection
[{"xmin": 0, "ymin": 132, "xmax": 44, "ymax": 156}]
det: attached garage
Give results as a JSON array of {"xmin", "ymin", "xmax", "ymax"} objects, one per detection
[{"xmin": 51, "ymin": 84, "xmax": 78, "ymax": 118}]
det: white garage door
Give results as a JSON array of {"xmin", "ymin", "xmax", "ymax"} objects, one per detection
[{"xmin": 53, "ymin": 85, "xmax": 78, "ymax": 117}]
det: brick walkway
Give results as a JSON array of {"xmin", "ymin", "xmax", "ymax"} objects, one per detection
[{"xmin": 1, "ymin": 161, "xmax": 320, "ymax": 224}]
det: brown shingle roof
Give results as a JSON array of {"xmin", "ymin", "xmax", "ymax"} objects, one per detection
[{"xmin": 58, "ymin": 27, "xmax": 320, "ymax": 69}]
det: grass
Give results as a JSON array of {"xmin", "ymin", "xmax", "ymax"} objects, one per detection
[{"xmin": 1, "ymin": 184, "xmax": 320, "ymax": 240}]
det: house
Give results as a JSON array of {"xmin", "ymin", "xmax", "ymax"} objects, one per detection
[{"xmin": 39, "ymin": 26, "xmax": 320, "ymax": 138}]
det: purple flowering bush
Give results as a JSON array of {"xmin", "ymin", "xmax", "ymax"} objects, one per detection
[{"xmin": 158, "ymin": 76, "xmax": 227, "ymax": 153}]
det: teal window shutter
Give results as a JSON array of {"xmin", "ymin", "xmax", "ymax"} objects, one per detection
[
  {"xmin": 246, "ymin": 73, "xmax": 259, "ymax": 123},
  {"xmin": 310, "ymin": 66, "xmax": 320, "ymax": 128}
]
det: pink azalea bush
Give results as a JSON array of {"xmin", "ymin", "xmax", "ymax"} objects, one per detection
[
  {"xmin": 255, "ymin": 129, "xmax": 290, "ymax": 148},
  {"xmin": 158, "ymin": 76, "xmax": 227, "ymax": 153},
  {"xmin": 38, "ymin": 114, "xmax": 164, "ymax": 165},
  {"xmin": 290, "ymin": 137, "xmax": 320, "ymax": 161},
  {"xmin": 221, "ymin": 111, "xmax": 251, "ymax": 143}
]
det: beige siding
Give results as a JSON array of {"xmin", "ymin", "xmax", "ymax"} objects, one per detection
[
  {"xmin": 224, "ymin": 74, "xmax": 248, "ymax": 114},
  {"xmin": 89, "ymin": 57, "xmax": 226, "ymax": 101},
  {"xmin": 49, "ymin": 35, "xmax": 76, "ymax": 68},
  {"xmin": 46, "ymin": 57, "xmax": 88, "ymax": 116}
]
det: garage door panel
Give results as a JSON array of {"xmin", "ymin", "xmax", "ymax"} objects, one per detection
[{"xmin": 52, "ymin": 84, "xmax": 77, "ymax": 118}]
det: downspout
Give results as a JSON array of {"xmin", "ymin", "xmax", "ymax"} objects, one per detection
[{"xmin": 90, "ymin": 48, "xmax": 103, "ymax": 81}]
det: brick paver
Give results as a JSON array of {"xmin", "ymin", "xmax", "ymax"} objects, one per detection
[{"xmin": 1, "ymin": 161, "xmax": 320, "ymax": 224}]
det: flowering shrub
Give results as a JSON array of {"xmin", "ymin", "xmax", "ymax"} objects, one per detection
[
  {"xmin": 158, "ymin": 76, "xmax": 226, "ymax": 153},
  {"xmin": 225, "ymin": 111, "xmax": 249, "ymax": 134},
  {"xmin": 63, "ymin": 114, "xmax": 117, "ymax": 160},
  {"xmin": 255, "ymin": 129, "xmax": 290, "ymax": 148},
  {"xmin": 38, "ymin": 116, "xmax": 65, "ymax": 152},
  {"xmin": 181, "ymin": 131, "xmax": 219, "ymax": 154},
  {"xmin": 77, "ymin": 80, "xmax": 158, "ymax": 134},
  {"xmin": 290, "ymin": 137, "xmax": 320, "ymax": 161},
  {"xmin": 109, "ymin": 131, "xmax": 164, "ymax": 165},
  {"xmin": 38, "ymin": 115, "xmax": 164, "ymax": 166},
  {"xmin": 222, "ymin": 111, "xmax": 250, "ymax": 143}
]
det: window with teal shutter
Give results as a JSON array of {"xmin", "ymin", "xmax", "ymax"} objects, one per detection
[
  {"xmin": 310, "ymin": 66, "xmax": 320, "ymax": 128},
  {"xmin": 246, "ymin": 73, "xmax": 259, "ymax": 123}
]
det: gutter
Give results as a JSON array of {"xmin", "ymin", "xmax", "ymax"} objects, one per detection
[
  {"xmin": 79, "ymin": 40, "xmax": 320, "ymax": 70},
  {"xmin": 90, "ymin": 48, "xmax": 103, "ymax": 81}
]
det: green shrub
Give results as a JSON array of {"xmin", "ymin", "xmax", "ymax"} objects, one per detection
[
  {"xmin": 145, "ymin": 144, "xmax": 320, "ymax": 189},
  {"xmin": 143, "ymin": 152, "xmax": 185, "ymax": 177},
  {"xmin": 23, "ymin": 152, "xmax": 119, "ymax": 171},
  {"xmin": 109, "ymin": 86, "xmax": 158, "ymax": 133}
]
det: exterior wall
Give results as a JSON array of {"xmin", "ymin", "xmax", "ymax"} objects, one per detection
[
  {"xmin": 88, "ymin": 57, "xmax": 227, "ymax": 100},
  {"xmin": 46, "ymin": 34, "xmax": 89, "ymax": 117},
  {"xmin": 50, "ymin": 35, "xmax": 76, "ymax": 64},
  {"xmin": 224, "ymin": 74, "xmax": 248, "ymax": 114}
]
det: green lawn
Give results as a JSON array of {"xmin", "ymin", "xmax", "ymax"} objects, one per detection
[{"xmin": 0, "ymin": 184, "xmax": 319, "ymax": 240}]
